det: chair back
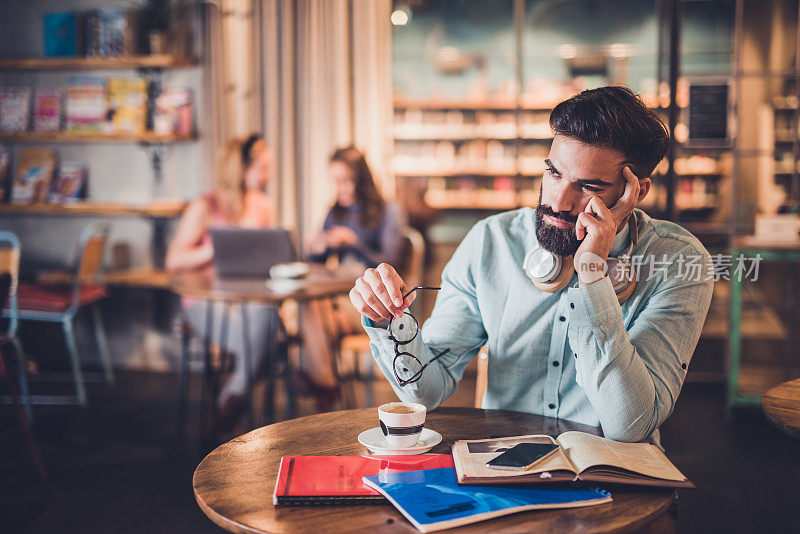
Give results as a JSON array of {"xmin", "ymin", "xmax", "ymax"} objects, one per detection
[
  {"xmin": 0, "ymin": 231, "xmax": 21, "ymax": 337},
  {"xmin": 68, "ymin": 223, "xmax": 110, "ymax": 312},
  {"xmin": 474, "ymin": 346, "xmax": 489, "ymax": 408},
  {"xmin": 396, "ymin": 226, "xmax": 425, "ymax": 289},
  {"xmin": 74, "ymin": 223, "xmax": 110, "ymax": 285}
]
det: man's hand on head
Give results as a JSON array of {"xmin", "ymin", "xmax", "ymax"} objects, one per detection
[{"xmin": 574, "ymin": 166, "xmax": 640, "ymax": 286}]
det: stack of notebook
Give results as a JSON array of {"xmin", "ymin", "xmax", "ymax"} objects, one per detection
[{"xmin": 273, "ymin": 454, "xmax": 612, "ymax": 532}]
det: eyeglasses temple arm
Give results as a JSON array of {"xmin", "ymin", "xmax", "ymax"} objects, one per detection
[{"xmin": 402, "ymin": 286, "xmax": 441, "ymax": 301}]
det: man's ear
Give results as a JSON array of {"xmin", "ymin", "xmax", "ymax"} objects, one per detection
[{"xmin": 637, "ymin": 177, "xmax": 651, "ymax": 204}]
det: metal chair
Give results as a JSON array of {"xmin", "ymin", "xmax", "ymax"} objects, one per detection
[
  {"xmin": 0, "ymin": 270, "xmax": 47, "ymax": 479},
  {"xmin": 2, "ymin": 223, "xmax": 113, "ymax": 407},
  {"xmin": 0, "ymin": 231, "xmax": 32, "ymax": 421}
]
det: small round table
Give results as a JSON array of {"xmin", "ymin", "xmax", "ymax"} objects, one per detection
[
  {"xmin": 193, "ymin": 407, "xmax": 676, "ymax": 533},
  {"xmin": 170, "ymin": 264, "xmax": 360, "ymax": 305},
  {"xmin": 762, "ymin": 378, "xmax": 800, "ymax": 439},
  {"xmin": 171, "ymin": 264, "xmax": 359, "ymax": 434}
]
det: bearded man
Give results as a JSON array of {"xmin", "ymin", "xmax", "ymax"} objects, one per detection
[{"xmin": 349, "ymin": 86, "xmax": 713, "ymax": 444}]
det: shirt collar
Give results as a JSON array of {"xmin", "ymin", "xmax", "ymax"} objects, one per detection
[{"xmin": 610, "ymin": 217, "xmax": 631, "ymax": 257}]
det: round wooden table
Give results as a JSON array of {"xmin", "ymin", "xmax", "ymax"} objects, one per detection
[
  {"xmin": 170, "ymin": 263, "xmax": 360, "ymax": 304},
  {"xmin": 171, "ymin": 264, "xmax": 360, "ymax": 433},
  {"xmin": 193, "ymin": 407, "xmax": 676, "ymax": 533},
  {"xmin": 762, "ymin": 378, "xmax": 800, "ymax": 439}
]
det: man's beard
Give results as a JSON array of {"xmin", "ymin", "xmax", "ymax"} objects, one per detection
[{"xmin": 535, "ymin": 187, "xmax": 581, "ymax": 257}]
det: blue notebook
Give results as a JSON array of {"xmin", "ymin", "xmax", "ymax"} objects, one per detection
[{"xmin": 363, "ymin": 468, "xmax": 611, "ymax": 533}]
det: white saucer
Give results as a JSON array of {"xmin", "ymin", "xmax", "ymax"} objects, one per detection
[
  {"xmin": 270, "ymin": 262, "xmax": 310, "ymax": 280},
  {"xmin": 357, "ymin": 427, "xmax": 442, "ymax": 455}
]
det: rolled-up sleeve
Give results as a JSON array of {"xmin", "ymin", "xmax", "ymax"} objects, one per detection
[{"xmin": 566, "ymin": 243, "xmax": 713, "ymax": 442}]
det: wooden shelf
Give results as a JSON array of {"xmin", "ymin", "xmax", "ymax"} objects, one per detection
[
  {"xmin": 0, "ymin": 132, "xmax": 197, "ymax": 144},
  {"xmin": 0, "ymin": 55, "xmax": 197, "ymax": 71},
  {"xmin": 733, "ymin": 236, "xmax": 800, "ymax": 250},
  {"xmin": 701, "ymin": 307, "xmax": 787, "ymax": 340},
  {"xmin": 394, "ymin": 133, "xmax": 553, "ymax": 141},
  {"xmin": 676, "ymin": 171, "xmax": 723, "ymax": 177},
  {"xmin": 738, "ymin": 363, "xmax": 798, "ymax": 398},
  {"xmin": 395, "ymin": 169, "xmax": 542, "ymax": 177},
  {"xmin": 394, "ymin": 96, "xmax": 522, "ymax": 111},
  {"xmin": 427, "ymin": 199, "xmax": 520, "ymax": 211},
  {"xmin": 394, "ymin": 96, "xmax": 663, "ymax": 112},
  {"xmin": 38, "ymin": 267, "xmax": 171, "ymax": 289},
  {"xmin": 0, "ymin": 201, "xmax": 185, "ymax": 218}
]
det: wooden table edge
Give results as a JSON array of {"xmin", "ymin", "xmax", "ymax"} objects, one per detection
[
  {"xmin": 761, "ymin": 381, "xmax": 800, "ymax": 439},
  {"xmin": 194, "ymin": 477, "xmax": 264, "ymax": 534}
]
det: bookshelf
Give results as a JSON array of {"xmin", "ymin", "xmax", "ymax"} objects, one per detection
[
  {"xmin": 392, "ymin": 95, "xmax": 721, "ymax": 219},
  {"xmin": 767, "ymin": 97, "xmax": 800, "ymax": 210},
  {"xmin": 392, "ymin": 96, "xmax": 553, "ymax": 217},
  {"xmin": 0, "ymin": 53, "xmax": 201, "ymax": 269}
]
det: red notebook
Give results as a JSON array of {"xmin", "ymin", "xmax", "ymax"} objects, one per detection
[{"xmin": 273, "ymin": 455, "xmax": 454, "ymax": 506}]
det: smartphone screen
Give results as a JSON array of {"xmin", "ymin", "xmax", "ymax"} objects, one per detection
[{"xmin": 485, "ymin": 443, "xmax": 560, "ymax": 470}]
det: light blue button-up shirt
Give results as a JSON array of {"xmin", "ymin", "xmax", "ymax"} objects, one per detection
[{"xmin": 361, "ymin": 207, "xmax": 714, "ymax": 444}]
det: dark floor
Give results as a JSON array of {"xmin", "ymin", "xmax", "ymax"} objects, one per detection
[{"xmin": 1, "ymin": 370, "xmax": 799, "ymax": 534}]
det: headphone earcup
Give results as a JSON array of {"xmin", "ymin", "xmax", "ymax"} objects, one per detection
[
  {"xmin": 607, "ymin": 256, "xmax": 637, "ymax": 303},
  {"xmin": 615, "ymin": 274, "xmax": 637, "ymax": 304},
  {"xmin": 532, "ymin": 254, "xmax": 574, "ymax": 293}
]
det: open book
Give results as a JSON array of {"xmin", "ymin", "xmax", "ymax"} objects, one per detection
[{"xmin": 452, "ymin": 432, "xmax": 694, "ymax": 488}]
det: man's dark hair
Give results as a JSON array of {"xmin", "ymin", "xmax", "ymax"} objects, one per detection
[{"xmin": 549, "ymin": 86, "xmax": 670, "ymax": 178}]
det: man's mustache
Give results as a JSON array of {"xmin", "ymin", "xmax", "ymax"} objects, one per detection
[{"xmin": 539, "ymin": 205, "xmax": 577, "ymax": 224}]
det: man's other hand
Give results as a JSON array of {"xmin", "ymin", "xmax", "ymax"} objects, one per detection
[{"xmin": 349, "ymin": 263, "xmax": 417, "ymax": 321}]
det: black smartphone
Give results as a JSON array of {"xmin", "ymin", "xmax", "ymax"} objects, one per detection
[{"xmin": 485, "ymin": 442, "xmax": 560, "ymax": 471}]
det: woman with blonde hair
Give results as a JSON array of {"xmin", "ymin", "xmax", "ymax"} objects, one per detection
[{"xmin": 166, "ymin": 133, "xmax": 275, "ymax": 426}]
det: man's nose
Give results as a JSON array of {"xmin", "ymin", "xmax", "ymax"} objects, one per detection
[{"xmin": 549, "ymin": 185, "xmax": 575, "ymax": 214}]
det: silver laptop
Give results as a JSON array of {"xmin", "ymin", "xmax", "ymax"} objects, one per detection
[{"xmin": 210, "ymin": 227, "xmax": 298, "ymax": 278}]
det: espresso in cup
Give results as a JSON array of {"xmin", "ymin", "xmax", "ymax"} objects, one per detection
[
  {"xmin": 378, "ymin": 402, "xmax": 426, "ymax": 448},
  {"xmin": 384, "ymin": 405, "xmax": 416, "ymax": 414}
]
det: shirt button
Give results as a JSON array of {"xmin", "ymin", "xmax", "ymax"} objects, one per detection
[
  {"xmin": 548, "ymin": 403, "xmax": 555, "ymax": 409},
  {"xmin": 552, "ymin": 361, "xmax": 559, "ymax": 367},
  {"xmin": 573, "ymin": 353, "xmax": 577, "ymax": 358},
  {"xmin": 570, "ymin": 302, "xmax": 575, "ymax": 309},
  {"xmin": 558, "ymin": 316, "xmax": 566, "ymax": 322}
]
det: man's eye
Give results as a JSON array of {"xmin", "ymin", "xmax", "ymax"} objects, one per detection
[{"xmin": 582, "ymin": 185, "xmax": 602, "ymax": 192}]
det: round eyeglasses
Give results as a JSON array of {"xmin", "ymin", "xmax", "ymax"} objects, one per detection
[{"xmin": 388, "ymin": 286, "xmax": 451, "ymax": 387}]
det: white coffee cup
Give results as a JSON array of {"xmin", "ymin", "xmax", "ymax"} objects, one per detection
[{"xmin": 377, "ymin": 402, "xmax": 427, "ymax": 448}]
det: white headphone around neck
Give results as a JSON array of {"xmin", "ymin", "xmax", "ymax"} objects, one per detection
[{"xmin": 522, "ymin": 213, "xmax": 639, "ymax": 304}]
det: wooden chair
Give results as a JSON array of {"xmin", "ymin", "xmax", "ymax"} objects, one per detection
[
  {"xmin": 331, "ymin": 226, "xmax": 427, "ymax": 408},
  {"xmin": 474, "ymin": 346, "xmax": 489, "ymax": 408},
  {"xmin": 2, "ymin": 223, "xmax": 113, "ymax": 407},
  {"xmin": 0, "ymin": 270, "xmax": 47, "ymax": 479}
]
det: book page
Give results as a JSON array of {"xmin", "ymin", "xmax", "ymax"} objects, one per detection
[
  {"xmin": 453, "ymin": 434, "xmax": 577, "ymax": 481},
  {"xmin": 556, "ymin": 431, "xmax": 686, "ymax": 481}
]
